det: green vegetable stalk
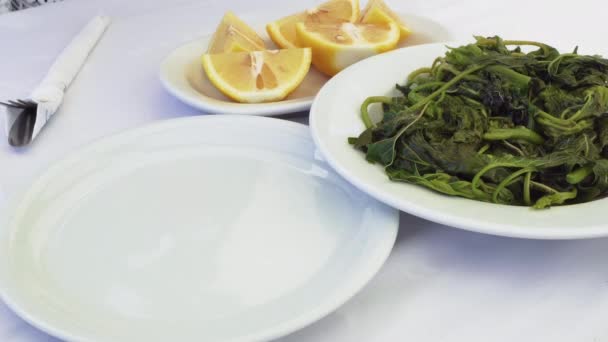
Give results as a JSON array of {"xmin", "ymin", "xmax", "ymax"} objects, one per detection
[{"xmin": 350, "ymin": 36, "xmax": 608, "ymax": 208}]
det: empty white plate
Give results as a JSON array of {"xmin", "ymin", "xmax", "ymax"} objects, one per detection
[
  {"xmin": 0, "ymin": 116, "xmax": 398, "ymax": 341},
  {"xmin": 159, "ymin": 12, "xmax": 451, "ymax": 115}
]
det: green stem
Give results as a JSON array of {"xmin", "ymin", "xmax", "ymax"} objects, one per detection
[
  {"xmin": 536, "ymin": 117, "xmax": 571, "ymax": 131},
  {"xmin": 537, "ymin": 117, "xmax": 593, "ymax": 135},
  {"xmin": 523, "ymin": 172, "xmax": 532, "ymax": 205},
  {"xmin": 360, "ymin": 96, "xmax": 392, "ymax": 129},
  {"xmin": 486, "ymin": 65, "xmax": 531, "ymax": 88},
  {"xmin": 437, "ymin": 63, "xmax": 463, "ymax": 78},
  {"xmin": 476, "ymin": 38, "xmax": 552, "ymax": 55},
  {"xmin": 483, "ymin": 127, "xmax": 545, "ymax": 144},
  {"xmin": 492, "ymin": 167, "xmax": 535, "ymax": 203},
  {"xmin": 502, "ymin": 40, "xmax": 549, "ymax": 49},
  {"xmin": 462, "ymin": 74, "xmax": 485, "ymax": 82},
  {"xmin": 410, "ymin": 81, "xmax": 445, "ymax": 94},
  {"xmin": 430, "ymin": 57, "xmax": 444, "ymax": 75},
  {"xmin": 559, "ymin": 105, "xmax": 582, "ymax": 119},
  {"xmin": 384, "ymin": 102, "xmax": 431, "ymax": 168},
  {"xmin": 409, "ymin": 64, "xmax": 487, "ymax": 111},
  {"xmin": 463, "ymin": 97, "xmax": 483, "ymax": 107},
  {"xmin": 566, "ymin": 92, "xmax": 594, "ymax": 122},
  {"xmin": 503, "ymin": 141, "xmax": 525, "ymax": 156},
  {"xmin": 472, "ymin": 163, "xmax": 513, "ymax": 195},
  {"xmin": 566, "ymin": 165, "xmax": 594, "ymax": 184},
  {"xmin": 477, "ymin": 144, "xmax": 490, "ymax": 155},
  {"xmin": 530, "ymin": 181, "xmax": 558, "ymax": 194},
  {"xmin": 548, "ymin": 53, "xmax": 577, "ymax": 75},
  {"xmin": 534, "ymin": 108, "xmax": 572, "ymax": 126},
  {"xmin": 407, "ymin": 67, "xmax": 432, "ymax": 82}
]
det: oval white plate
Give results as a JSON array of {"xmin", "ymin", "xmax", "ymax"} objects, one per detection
[
  {"xmin": 310, "ymin": 42, "xmax": 608, "ymax": 240},
  {"xmin": 159, "ymin": 13, "xmax": 451, "ymax": 115},
  {"xmin": 0, "ymin": 116, "xmax": 398, "ymax": 341}
]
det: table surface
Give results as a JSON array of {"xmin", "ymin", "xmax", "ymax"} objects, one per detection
[{"xmin": 1, "ymin": 0, "xmax": 608, "ymax": 341}]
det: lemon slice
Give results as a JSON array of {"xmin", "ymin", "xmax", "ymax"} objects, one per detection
[
  {"xmin": 266, "ymin": 0, "xmax": 360, "ymax": 49},
  {"xmin": 296, "ymin": 21, "xmax": 399, "ymax": 76},
  {"xmin": 207, "ymin": 11, "xmax": 266, "ymax": 53},
  {"xmin": 360, "ymin": 0, "xmax": 411, "ymax": 40},
  {"xmin": 202, "ymin": 48, "xmax": 312, "ymax": 103}
]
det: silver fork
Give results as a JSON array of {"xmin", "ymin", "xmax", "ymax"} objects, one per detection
[
  {"xmin": 0, "ymin": 100, "xmax": 37, "ymax": 147},
  {"xmin": 9, "ymin": 1, "xmax": 61, "ymax": 11},
  {"xmin": 1, "ymin": 15, "xmax": 109, "ymax": 148}
]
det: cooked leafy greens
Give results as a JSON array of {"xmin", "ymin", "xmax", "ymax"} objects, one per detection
[{"xmin": 349, "ymin": 36, "xmax": 608, "ymax": 208}]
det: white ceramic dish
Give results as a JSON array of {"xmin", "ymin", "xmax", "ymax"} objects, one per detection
[
  {"xmin": 310, "ymin": 42, "xmax": 608, "ymax": 240},
  {"xmin": 159, "ymin": 13, "xmax": 451, "ymax": 115},
  {"xmin": 0, "ymin": 116, "xmax": 398, "ymax": 341}
]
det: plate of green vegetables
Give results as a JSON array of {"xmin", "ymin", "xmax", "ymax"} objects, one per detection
[{"xmin": 310, "ymin": 36, "xmax": 608, "ymax": 239}]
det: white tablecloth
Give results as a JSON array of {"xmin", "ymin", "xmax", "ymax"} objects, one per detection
[{"xmin": 1, "ymin": 0, "xmax": 608, "ymax": 341}]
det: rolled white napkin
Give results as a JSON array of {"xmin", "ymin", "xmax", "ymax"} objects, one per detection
[{"xmin": 3, "ymin": 15, "xmax": 110, "ymax": 144}]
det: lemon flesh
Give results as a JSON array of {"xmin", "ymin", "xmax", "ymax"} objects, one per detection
[
  {"xmin": 296, "ymin": 21, "xmax": 399, "ymax": 76},
  {"xmin": 208, "ymin": 11, "xmax": 266, "ymax": 53},
  {"xmin": 202, "ymin": 48, "xmax": 312, "ymax": 103},
  {"xmin": 360, "ymin": 0, "xmax": 412, "ymax": 40},
  {"xmin": 266, "ymin": 0, "xmax": 360, "ymax": 49}
]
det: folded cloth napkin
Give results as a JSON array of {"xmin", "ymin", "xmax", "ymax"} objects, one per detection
[{"xmin": 3, "ymin": 15, "xmax": 110, "ymax": 145}]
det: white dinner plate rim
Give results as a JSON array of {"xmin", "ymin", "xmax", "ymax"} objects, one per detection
[
  {"xmin": 310, "ymin": 42, "xmax": 608, "ymax": 240},
  {"xmin": 0, "ymin": 114, "xmax": 398, "ymax": 342}
]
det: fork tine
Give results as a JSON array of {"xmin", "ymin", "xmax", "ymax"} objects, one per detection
[
  {"xmin": 8, "ymin": 104, "xmax": 37, "ymax": 147},
  {"xmin": 2, "ymin": 101, "xmax": 22, "ymax": 109},
  {"xmin": 3, "ymin": 101, "xmax": 23, "ymax": 108},
  {"xmin": 1, "ymin": 99, "xmax": 37, "ymax": 109},
  {"xmin": 11, "ymin": 100, "xmax": 34, "ymax": 108}
]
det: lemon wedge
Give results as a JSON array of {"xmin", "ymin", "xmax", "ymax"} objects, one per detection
[
  {"xmin": 359, "ymin": 0, "xmax": 411, "ymax": 40},
  {"xmin": 208, "ymin": 11, "xmax": 266, "ymax": 53},
  {"xmin": 295, "ymin": 21, "xmax": 399, "ymax": 76},
  {"xmin": 266, "ymin": 0, "xmax": 360, "ymax": 49},
  {"xmin": 202, "ymin": 48, "xmax": 312, "ymax": 103}
]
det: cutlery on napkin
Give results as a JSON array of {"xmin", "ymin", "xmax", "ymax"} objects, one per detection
[{"xmin": 2, "ymin": 15, "xmax": 110, "ymax": 147}]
